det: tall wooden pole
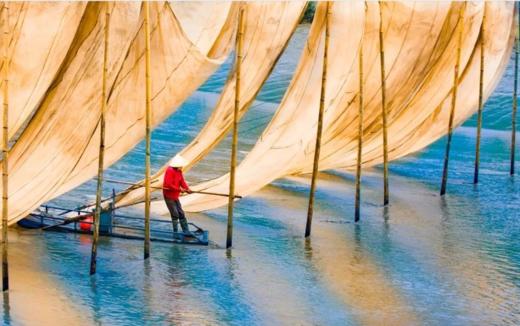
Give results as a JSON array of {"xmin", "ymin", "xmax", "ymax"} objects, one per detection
[
  {"xmin": 355, "ymin": 37, "xmax": 364, "ymax": 223},
  {"xmin": 90, "ymin": 2, "xmax": 110, "ymax": 276},
  {"xmin": 227, "ymin": 4, "xmax": 244, "ymax": 249},
  {"xmin": 144, "ymin": 1, "xmax": 152, "ymax": 259},
  {"xmin": 440, "ymin": 4, "xmax": 465, "ymax": 196},
  {"xmin": 474, "ymin": 7, "xmax": 485, "ymax": 184},
  {"xmin": 1, "ymin": 3, "xmax": 9, "ymax": 292},
  {"xmin": 305, "ymin": 2, "xmax": 330, "ymax": 237},
  {"xmin": 378, "ymin": 1, "xmax": 389, "ymax": 206},
  {"xmin": 511, "ymin": 4, "xmax": 519, "ymax": 176}
]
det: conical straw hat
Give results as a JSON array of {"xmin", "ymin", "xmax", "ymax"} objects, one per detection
[{"xmin": 169, "ymin": 154, "xmax": 187, "ymax": 168}]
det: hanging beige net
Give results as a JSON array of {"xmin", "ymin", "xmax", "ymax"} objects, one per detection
[
  {"xmin": 115, "ymin": 1, "xmax": 307, "ymax": 208},
  {"xmin": 0, "ymin": 1, "xmax": 515, "ymax": 224},
  {"xmin": 156, "ymin": 1, "xmax": 514, "ymax": 214},
  {"xmin": 0, "ymin": 2, "xmax": 238, "ymax": 224},
  {"xmin": 0, "ymin": 2, "xmax": 86, "ymax": 139}
]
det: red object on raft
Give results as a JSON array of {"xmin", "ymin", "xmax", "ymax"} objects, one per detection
[{"xmin": 80, "ymin": 216, "xmax": 93, "ymax": 232}]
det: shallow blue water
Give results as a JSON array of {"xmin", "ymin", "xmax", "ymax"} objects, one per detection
[{"xmin": 3, "ymin": 24, "xmax": 520, "ymax": 325}]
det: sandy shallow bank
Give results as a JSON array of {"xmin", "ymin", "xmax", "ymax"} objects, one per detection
[{"xmin": 0, "ymin": 229, "xmax": 93, "ymax": 326}]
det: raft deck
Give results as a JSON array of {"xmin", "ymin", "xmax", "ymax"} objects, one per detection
[{"xmin": 18, "ymin": 204, "xmax": 209, "ymax": 246}]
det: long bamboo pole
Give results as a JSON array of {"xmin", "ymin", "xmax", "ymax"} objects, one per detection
[
  {"xmin": 101, "ymin": 178, "xmax": 242, "ymax": 198},
  {"xmin": 305, "ymin": 2, "xmax": 330, "ymax": 237},
  {"xmin": 1, "ymin": 3, "xmax": 9, "ymax": 292},
  {"xmin": 378, "ymin": 1, "xmax": 389, "ymax": 206},
  {"xmin": 511, "ymin": 4, "xmax": 519, "ymax": 176},
  {"xmin": 474, "ymin": 7, "xmax": 486, "ymax": 184},
  {"xmin": 355, "ymin": 36, "xmax": 364, "ymax": 223},
  {"xmin": 90, "ymin": 2, "xmax": 110, "ymax": 276},
  {"xmin": 440, "ymin": 4, "xmax": 465, "ymax": 196},
  {"xmin": 227, "ymin": 4, "xmax": 245, "ymax": 249},
  {"xmin": 144, "ymin": 1, "xmax": 152, "ymax": 259}
]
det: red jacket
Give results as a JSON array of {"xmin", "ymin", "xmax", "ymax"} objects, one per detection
[{"xmin": 163, "ymin": 167, "xmax": 190, "ymax": 200}]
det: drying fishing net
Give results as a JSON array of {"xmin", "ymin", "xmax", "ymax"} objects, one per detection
[
  {"xmin": 154, "ymin": 1, "xmax": 514, "ymax": 214},
  {"xmin": 0, "ymin": 2, "xmax": 238, "ymax": 224},
  {"xmin": 0, "ymin": 2, "xmax": 86, "ymax": 139},
  {"xmin": 0, "ymin": 1, "xmax": 515, "ymax": 223},
  {"xmin": 115, "ymin": 1, "xmax": 307, "ymax": 208}
]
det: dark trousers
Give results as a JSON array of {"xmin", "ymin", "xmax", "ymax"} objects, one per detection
[{"xmin": 165, "ymin": 198, "xmax": 188, "ymax": 233}]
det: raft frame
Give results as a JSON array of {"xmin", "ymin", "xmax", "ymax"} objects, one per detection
[{"xmin": 18, "ymin": 204, "xmax": 209, "ymax": 246}]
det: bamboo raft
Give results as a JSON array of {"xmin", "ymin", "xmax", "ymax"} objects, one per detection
[{"xmin": 17, "ymin": 201, "xmax": 209, "ymax": 246}]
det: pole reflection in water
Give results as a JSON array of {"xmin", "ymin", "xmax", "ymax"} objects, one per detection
[{"xmin": 2, "ymin": 292, "xmax": 9, "ymax": 324}]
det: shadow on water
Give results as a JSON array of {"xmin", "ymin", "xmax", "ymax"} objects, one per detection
[
  {"xmin": 251, "ymin": 184, "xmax": 421, "ymax": 325},
  {"xmin": 142, "ymin": 259, "xmax": 153, "ymax": 322},
  {"xmin": 264, "ymin": 164, "xmax": 520, "ymax": 325},
  {"xmin": 88, "ymin": 276, "xmax": 102, "ymax": 326},
  {"xmin": 327, "ymin": 163, "xmax": 520, "ymax": 324}
]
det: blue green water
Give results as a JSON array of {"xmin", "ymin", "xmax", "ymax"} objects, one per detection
[{"xmin": 3, "ymin": 25, "xmax": 520, "ymax": 325}]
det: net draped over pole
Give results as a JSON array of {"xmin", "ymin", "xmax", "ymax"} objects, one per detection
[
  {"xmin": 0, "ymin": 2, "xmax": 513, "ymax": 227},
  {"xmin": 0, "ymin": 2, "xmax": 237, "ymax": 225},
  {"xmin": 173, "ymin": 2, "xmax": 514, "ymax": 214}
]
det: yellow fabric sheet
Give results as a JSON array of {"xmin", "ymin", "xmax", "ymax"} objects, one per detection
[
  {"xmin": 0, "ymin": 2, "xmax": 86, "ymax": 139},
  {"xmin": 0, "ymin": 1, "xmax": 514, "ymax": 223},
  {"xmin": 165, "ymin": 1, "xmax": 515, "ymax": 214},
  {"xmin": 1, "ymin": 2, "xmax": 237, "ymax": 224},
  {"xmin": 56, "ymin": 2, "xmax": 235, "ymax": 195},
  {"xmin": 116, "ymin": 1, "xmax": 307, "ymax": 208}
]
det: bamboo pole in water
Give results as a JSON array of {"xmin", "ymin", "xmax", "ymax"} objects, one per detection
[
  {"xmin": 90, "ymin": 2, "xmax": 110, "ymax": 276},
  {"xmin": 440, "ymin": 4, "xmax": 465, "ymax": 196},
  {"xmin": 305, "ymin": 2, "xmax": 330, "ymax": 237},
  {"xmin": 474, "ymin": 7, "xmax": 486, "ymax": 184},
  {"xmin": 227, "ymin": 4, "xmax": 245, "ymax": 249},
  {"xmin": 378, "ymin": 1, "xmax": 389, "ymax": 206},
  {"xmin": 511, "ymin": 4, "xmax": 519, "ymax": 176},
  {"xmin": 1, "ymin": 3, "xmax": 9, "ymax": 292},
  {"xmin": 355, "ymin": 35, "xmax": 364, "ymax": 223},
  {"xmin": 144, "ymin": 1, "xmax": 152, "ymax": 259}
]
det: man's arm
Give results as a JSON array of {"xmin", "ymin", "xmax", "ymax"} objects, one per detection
[{"xmin": 180, "ymin": 173, "xmax": 192, "ymax": 193}]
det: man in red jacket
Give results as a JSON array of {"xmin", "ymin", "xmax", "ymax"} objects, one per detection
[{"xmin": 163, "ymin": 155, "xmax": 192, "ymax": 235}]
